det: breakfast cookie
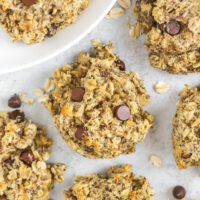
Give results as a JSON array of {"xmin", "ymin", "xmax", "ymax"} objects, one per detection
[
  {"xmin": 41, "ymin": 41, "xmax": 154, "ymax": 159},
  {"xmin": 0, "ymin": 110, "xmax": 66, "ymax": 199},
  {"xmin": 172, "ymin": 86, "xmax": 200, "ymax": 169},
  {"xmin": 63, "ymin": 164, "xmax": 155, "ymax": 200},
  {"xmin": 0, "ymin": 0, "xmax": 88, "ymax": 44},
  {"xmin": 134, "ymin": 0, "xmax": 200, "ymax": 74}
]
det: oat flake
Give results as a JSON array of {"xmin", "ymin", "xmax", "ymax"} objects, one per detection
[
  {"xmin": 154, "ymin": 82, "xmax": 170, "ymax": 94},
  {"xmin": 149, "ymin": 155, "xmax": 162, "ymax": 168},
  {"xmin": 106, "ymin": 8, "xmax": 125, "ymax": 19},
  {"xmin": 117, "ymin": 0, "xmax": 131, "ymax": 9}
]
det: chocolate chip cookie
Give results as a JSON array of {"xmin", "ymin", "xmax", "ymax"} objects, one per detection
[
  {"xmin": 172, "ymin": 86, "xmax": 200, "ymax": 169},
  {"xmin": 0, "ymin": 111, "xmax": 66, "ymax": 199},
  {"xmin": 134, "ymin": 0, "xmax": 200, "ymax": 74},
  {"xmin": 63, "ymin": 164, "xmax": 154, "ymax": 200},
  {"xmin": 41, "ymin": 41, "xmax": 154, "ymax": 158},
  {"xmin": 0, "ymin": 0, "xmax": 88, "ymax": 44}
]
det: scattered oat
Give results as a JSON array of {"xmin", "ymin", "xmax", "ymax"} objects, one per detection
[
  {"xmin": 117, "ymin": 0, "xmax": 131, "ymax": 9},
  {"xmin": 184, "ymin": 84, "xmax": 190, "ymax": 89},
  {"xmin": 34, "ymin": 89, "xmax": 45, "ymax": 97},
  {"xmin": 44, "ymin": 78, "xmax": 55, "ymax": 92},
  {"xmin": 92, "ymin": 39, "xmax": 101, "ymax": 47},
  {"xmin": 19, "ymin": 93, "xmax": 34, "ymax": 106},
  {"xmin": 154, "ymin": 82, "xmax": 170, "ymax": 94},
  {"xmin": 38, "ymin": 94, "xmax": 49, "ymax": 104},
  {"xmin": 129, "ymin": 23, "xmax": 140, "ymax": 39},
  {"xmin": 149, "ymin": 155, "xmax": 162, "ymax": 168},
  {"xmin": 106, "ymin": 8, "xmax": 125, "ymax": 19}
]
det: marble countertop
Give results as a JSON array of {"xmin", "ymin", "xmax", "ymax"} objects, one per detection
[{"xmin": 0, "ymin": 2, "xmax": 200, "ymax": 200}]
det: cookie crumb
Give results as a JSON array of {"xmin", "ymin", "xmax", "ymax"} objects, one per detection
[
  {"xmin": 117, "ymin": 0, "xmax": 131, "ymax": 9},
  {"xmin": 149, "ymin": 155, "xmax": 162, "ymax": 168},
  {"xmin": 106, "ymin": 8, "xmax": 125, "ymax": 19},
  {"xmin": 154, "ymin": 82, "xmax": 170, "ymax": 94},
  {"xmin": 34, "ymin": 89, "xmax": 45, "ymax": 97},
  {"xmin": 38, "ymin": 94, "xmax": 49, "ymax": 104},
  {"xmin": 92, "ymin": 39, "xmax": 101, "ymax": 47},
  {"xmin": 44, "ymin": 78, "xmax": 55, "ymax": 92},
  {"xmin": 19, "ymin": 93, "xmax": 34, "ymax": 106}
]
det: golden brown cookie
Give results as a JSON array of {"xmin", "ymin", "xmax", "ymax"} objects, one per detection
[
  {"xmin": 63, "ymin": 164, "xmax": 154, "ymax": 200},
  {"xmin": 0, "ymin": 111, "xmax": 66, "ymax": 199},
  {"xmin": 134, "ymin": 0, "xmax": 200, "ymax": 74},
  {"xmin": 0, "ymin": 0, "xmax": 88, "ymax": 44},
  {"xmin": 41, "ymin": 41, "xmax": 154, "ymax": 158},
  {"xmin": 172, "ymin": 86, "xmax": 200, "ymax": 169}
]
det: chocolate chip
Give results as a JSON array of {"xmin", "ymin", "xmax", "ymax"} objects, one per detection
[
  {"xmin": 20, "ymin": 150, "xmax": 34, "ymax": 165},
  {"xmin": 166, "ymin": 20, "xmax": 181, "ymax": 36},
  {"xmin": 72, "ymin": 87, "xmax": 85, "ymax": 102},
  {"xmin": 182, "ymin": 153, "xmax": 192, "ymax": 159},
  {"xmin": 115, "ymin": 59, "xmax": 125, "ymax": 71},
  {"xmin": 46, "ymin": 23, "xmax": 57, "ymax": 37},
  {"xmin": 4, "ymin": 158, "xmax": 14, "ymax": 165},
  {"xmin": 8, "ymin": 94, "xmax": 21, "ymax": 108},
  {"xmin": 173, "ymin": 186, "xmax": 186, "ymax": 199},
  {"xmin": 21, "ymin": 0, "xmax": 37, "ymax": 6},
  {"xmin": 75, "ymin": 126, "xmax": 88, "ymax": 140},
  {"xmin": 115, "ymin": 105, "xmax": 130, "ymax": 121},
  {"xmin": 9, "ymin": 110, "xmax": 25, "ymax": 122},
  {"xmin": 0, "ymin": 195, "xmax": 6, "ymax": 200}
]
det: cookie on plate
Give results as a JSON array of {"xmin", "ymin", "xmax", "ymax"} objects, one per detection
[
  {"xmin": 172, "ymin": 86, "xmax": 200, "ymax": 169},
  {"xmin": 41, "ymin": 41, "xmax": 154, "ymax": 159},
  {"xmin": 134, "ymin": 0, "xmax": 200, "ymax": 74},
  {"xmin": 0, "ymin": 0, "xmax": 88, "ymax": 44},
  {"xmin": 63, "ymin": 164, "xmax": 154, "ymax": 200},
  {"xmin": 0, "ymin": 110, "xmax": 66, "ymax": 199}
]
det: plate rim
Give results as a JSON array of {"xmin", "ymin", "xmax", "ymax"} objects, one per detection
[{"xmin": 2, "ymin": 0, "xmax": 116, "ymax": 74}]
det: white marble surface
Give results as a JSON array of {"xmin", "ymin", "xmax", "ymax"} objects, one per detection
[{"xmin": 0, "ymin": 1, "xmax": 200, "ymax": 199}]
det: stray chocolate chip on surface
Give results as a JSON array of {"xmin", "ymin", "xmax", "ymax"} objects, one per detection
[
  {"xmin": 72, "ymin": 87, "xmax": 85, "ymax": 102},
  {"xmin": 8, "ymin": 94, "xmax": 21, "ymax": 108},
  {"xmin": 166, "ymin": 20, "xmax": 181, "ymax": 36},
  {"xmin": 115, "ymin": 105, "xmax": 130, "ymax": 121},
  {"xmin": 21, "ymin": 0, "xmax": 37, "ymax": 6},
  {"xmin": 20, "ymin": 150, "xmax": 35, "ymax": 165},
  {"xmin": 9, "ymin": 110, "xmax": 25, "ymax": 122},
  {"xmin": 75, "ymin": 126, "xmax": 88, "ymax": 140},
  {"xmin": 173, "ymin": 185, "xmax": 186, "ymax": 199}
]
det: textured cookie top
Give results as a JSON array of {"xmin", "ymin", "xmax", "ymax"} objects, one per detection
[
  {"xmin": 42, "ymin": 41, "xmax": 154, "ymax": 158},
  {"xmin": 0, "ymin": 111, "xmax": 66, "ymax": 200},
  {"xmin": 64, "ymin": 164, "xmax": 154, "ymax": 200},
  {"xmin": 172, "ymin": 86, "xmax": 200, "ymax": 169},
  {"xmin": 0, "ymin": 0, "xmax": 88, "ymax": 44},
  {"xmin": 134, "ymin": 0, "xmax": 200, "ymax": 74}
]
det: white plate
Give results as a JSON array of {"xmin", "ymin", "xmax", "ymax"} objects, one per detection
[{"xmin": 0, "ymin": 0, "xmax": 116, "ymax": 74}]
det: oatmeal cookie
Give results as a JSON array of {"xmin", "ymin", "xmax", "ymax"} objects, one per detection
[
  {"xmin": 0, "ymin": 110, "xmax": 66, "ymax": 199},
  {"xmin": 0, "ymin": 0, "xmax": 88, "ymax": 44},
  {"xmin": 172, "ymin": 86, "xmax": 200, "ymax": 169},
  {"xmin": 134, "ymin": 0, "xmax": 200, "ymax": 74},
  {"xmin": 42, "ymin": 41, "xmax": 154, "ymax": 159},
  {"xmin": 63, "ymin": 164, "xmax": 155, "ymax": 200}
]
